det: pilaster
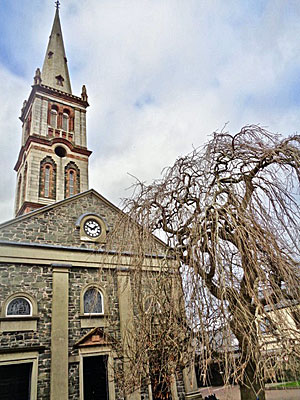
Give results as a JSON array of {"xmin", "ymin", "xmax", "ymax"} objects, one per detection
[
  {"xmin": 50, "ymin": 263, "xmax": 70, "ymax": 400},
  {"xmin": 183, "ymin": 363, "xmax": 198, "ymax": 394},
  {"xmin": 116, "ymin": 267, "xmax": 140, "ymax": 400},
  {"xmin": 41, "ymin": 98, "xmax": 49, "ymax": 137},
  {"xmin": 74, "ymin": 109, "xmax": 81, "ymax": 146},
  {"xmin": 32, "ymin": 97, "xmax": 42, "ymax": 135},
  {"xmin": 81, "ymin": 111, "xmax": 87, "ymax": 147}
]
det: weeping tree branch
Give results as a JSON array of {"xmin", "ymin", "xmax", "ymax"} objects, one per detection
[{"xmin": 111, "ymin": 125, "xmax": 300, "ymax": 400}]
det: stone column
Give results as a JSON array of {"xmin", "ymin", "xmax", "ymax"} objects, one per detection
[
  {"xmin": 50, "ymin": 264, "xmax": 70, "ymax": 400},
  {"xmin": 116, "ymin": 267, "xmax": 140, "ymax": 400}
]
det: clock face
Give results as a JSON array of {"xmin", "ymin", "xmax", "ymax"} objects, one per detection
[{"xmin": 83, "ymin": 219, "xmax": 101, "ymax": 238}]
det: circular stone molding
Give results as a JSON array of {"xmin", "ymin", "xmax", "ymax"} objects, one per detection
[{"xmin": 76, "ymin": 213, "xmax": 108, "ymax": 243}]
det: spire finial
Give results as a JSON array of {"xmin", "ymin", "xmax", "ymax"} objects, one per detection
[{"xmin": 55, "ymin": 1, "xmax": 60, "ymax": 9}]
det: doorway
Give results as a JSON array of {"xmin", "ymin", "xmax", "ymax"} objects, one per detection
[
  {"xmin": 0, "ymin": 362, "xmax": 32, "ymax": 400},
  {"xmin": 83, "ymin": 355, "xmax": 109, "ymax": 400}
]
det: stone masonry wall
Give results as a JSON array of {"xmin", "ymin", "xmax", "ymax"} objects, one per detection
[
  {"xmin": 68, "ymin": 266, "xmax": 121, "ymax": 351},
  {"xmin": 0, "ymin": 192, "xmax": 169, "ymax": 399},
  {"xmin": 0, "ymin": 193, "xmax": 117, "ymax": 249},
  {"xmin": 0, "ymin": 193, "xmax": 163, "ymax": 252},
  {"xmin": 0, "ymin": 192, "xmax": 166, "ymax": 254},
  {"xmin": 0, "ymin": 261, "xmax": 125, "ymax": 400},
  {"xmin": 0, "ymin": 263, "xmax": 53, "ymax": 399},
  {"xmin": 68, "ymin": 266, "xmax": 122, "ymax": 399}
]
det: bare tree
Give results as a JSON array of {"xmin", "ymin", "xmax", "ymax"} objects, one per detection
[{"xmin": 120, "ymin": 126, "xmax": 300, "ymax": 400}]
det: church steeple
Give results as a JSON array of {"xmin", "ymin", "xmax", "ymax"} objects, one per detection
[
  {"xmin": 41, "ymin": 6, "xmax": 72, "ymax": 94},
  {"xmin": 14, "ymin": 5, "xmax": 91, "ymax": 217}
]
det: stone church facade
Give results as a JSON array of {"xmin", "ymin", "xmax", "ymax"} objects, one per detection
[{"xmin": 0, "ymin": 6, "xmax": 200, "ymax": 400}]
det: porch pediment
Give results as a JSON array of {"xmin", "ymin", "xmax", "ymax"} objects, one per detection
[{"xmin": 74, "ymin": 327, "xmax": 113, "ymax": 348}]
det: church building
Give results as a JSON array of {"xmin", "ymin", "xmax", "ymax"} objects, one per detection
[{"xmin": 0, "ymin": 5, "xmax": 200, "ymax": 400}]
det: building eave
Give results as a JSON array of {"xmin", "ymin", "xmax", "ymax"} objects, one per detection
[
  {"xmin": 0, "ymin": 189, "xmax": 169, "ymax": 251},
  {"xmin": 20, "ymin": 84, "xmax": 89, "ymax": 123}
]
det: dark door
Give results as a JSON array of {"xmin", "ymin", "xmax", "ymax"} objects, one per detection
[
  {"xmin": 0, "ymin": 362, "xmax": 32, "ymax": 400},
  {"xmin": 83, "ymin": 355, "xmax": 109, "ymax": 400}
]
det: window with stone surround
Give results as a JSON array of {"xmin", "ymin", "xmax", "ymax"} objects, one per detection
[
  {"xmin": 48, "ymin": 103, "xmax": 74, "ymax": 133},
  {"xmin": 50, "ymin": 106, "xmax": 58, "ymax": 128},
  {"xmin": 1, "ymin": 293, "xmax": 38, "ymax": 333},
  {"xmin": 79, "ymin": 284, "xmax": 108, "ymax": 328},
  {"xmin": 6, "ymin": 297, "xmax": 32, "ymax": 317},
  {"xmin": 62, "ymin": 110, "xmax": 69, "ymax": 131},
  {"xmin": 83, "ymin": 287, "xmax": 103, "ymax": 315},
  {"xmin": 65, "ymin": 161, "xmax": 80, "ymax": 198},
  {"xmin": 44, "ymin": 166, "xmax": 50, "ymax": 197},
  {"xmin": 39, "ymin": 156, "xmax": 56, "ymax": 199}
]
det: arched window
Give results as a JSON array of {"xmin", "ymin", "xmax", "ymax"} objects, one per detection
[
  {"xmin": 84, "ymin": 287, "xmax": 103, "ymax": 315},
  {"xmin": 62, "ymin": 112, "xmax": 69, "ymax": 131},
  {"xmin": 50, "ymin": 108, "xmax": 58, "ymax": 128},
  {"xmin": 44, "ymin": 165, "xmax": 50, "ymax": 197},
  {"xmin": 39, "ymin": 157, "xmax": 56, "ymax": 199},
  {"xmin": 6, "ymin": 297, "xmax": 32, "ymax": 317},
  {"xmin": 65, "ymin": 162, "xmax": 80, "ymax": 198},
  {"xmin": 69, "ymin": 170, "xmax": 74, "ymax": 196}
]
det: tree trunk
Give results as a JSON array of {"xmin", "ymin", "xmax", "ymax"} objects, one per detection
[{"xmin": 239, "ymin": 359, "xmax": 265, "ymax": 400}]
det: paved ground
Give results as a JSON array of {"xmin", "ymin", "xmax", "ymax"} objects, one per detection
[{"xmin": 198, "ymin": 385, "xmax": 300, "ymax": 400}]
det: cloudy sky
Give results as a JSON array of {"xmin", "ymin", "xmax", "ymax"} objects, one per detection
[{"xmin": 1, "ymin": 0, "xmax": 300, "ymax": 221}]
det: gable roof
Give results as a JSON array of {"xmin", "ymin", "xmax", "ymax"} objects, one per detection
[
  {"xmin": 73, "ymin": 327, "xmax": 115, "ymax": 348},
  {"xmin": 0, "ymin": 189, "xmax": 168, "ymax": 254},
  {"xmin": 0, "ymin": 189, "xmax": 120, "ymax": 229}
]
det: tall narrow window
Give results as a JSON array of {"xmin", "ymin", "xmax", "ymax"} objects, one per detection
[
  {"xmin": 65, "ymin": 162, "xmax": 80, "ymax": 198},
  {"xmin": 50, "ymin": 108, "xmax": 58, "ymax": 128},
  {"xmin": 39, "ymin": 157, "xmax": 56, "ymax": 199},
  {"xmin": 69, "ymin": 170, "xmax": 74, "ymax": 196},
  {"xmin": 84, "ymin": 287, "xmax": 103, "ymax": 314},
  {"xmin": 62, "ymin": 112, "xmax": 69, "ymax": 131},
  {"xmin": 44, "ymin": 166, "xmax": 50, "ymax": 197}
]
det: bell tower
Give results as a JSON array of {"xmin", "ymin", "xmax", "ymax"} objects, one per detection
[{"xmin": 14, "ymin": 4, "xmax": 91, "ymax": 216}]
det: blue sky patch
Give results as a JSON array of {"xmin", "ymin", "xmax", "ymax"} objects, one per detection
[{"xmin": 134, "ymin": 93, "xmax": 155, "ymax": 109}]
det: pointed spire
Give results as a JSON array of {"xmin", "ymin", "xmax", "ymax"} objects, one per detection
[{"xmin": 41, "ymin": 6, "xmax": 72, "ymax": 94}]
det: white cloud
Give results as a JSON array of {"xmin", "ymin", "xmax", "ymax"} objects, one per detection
[
  {"xmin": 1, "ymin": 0, "xmax": 300, "ymax": 221},
  {"xmin": 0, "ymin": 65, "xmax": 28, "ymax": 219}
]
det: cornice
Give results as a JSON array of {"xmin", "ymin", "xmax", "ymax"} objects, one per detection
[
  {"xmin": 20, "ymin": 84, "xmax": 89, "ymax": 122},
  {"xmin": 0, "ymin": 241, "xmax": 168, "ymax": 268},
  {"xmin": 14, "ymin": 135, "xmax": 92, "ymax": 171}
]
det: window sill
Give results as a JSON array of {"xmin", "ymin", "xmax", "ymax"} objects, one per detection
[{"xmin": 0, "ymin": 316, "xmax": 39, "ymax": 332}]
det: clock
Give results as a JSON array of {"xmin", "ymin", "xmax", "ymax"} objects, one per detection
[{"xmin": 83, "ymin": 219, "xmax": 102, "ymax": 238}]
